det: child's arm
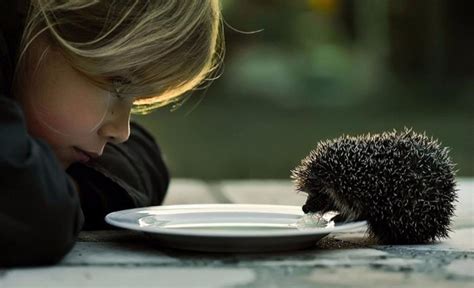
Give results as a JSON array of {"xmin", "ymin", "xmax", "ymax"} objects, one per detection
[
  {"xmin": 66, "ymin": 121, "xmax": 170, "ymax": 230},
  {"xmin": 0, "ymin": 96, "xmax": 84, "ymax": 267}
]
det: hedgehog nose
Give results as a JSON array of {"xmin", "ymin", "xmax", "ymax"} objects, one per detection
[{"xmin": 302, "ymin": 204, "xmax": 311, "ymax": 214}]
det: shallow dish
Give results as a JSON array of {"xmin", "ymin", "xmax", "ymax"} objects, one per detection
[{"xmin": 105, "ymin": 204, "xmax": 367, "ymax": 252}]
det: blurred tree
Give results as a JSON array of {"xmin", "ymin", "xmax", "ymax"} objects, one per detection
[{"xmin": 135, "ymin": 0, "xmax": 473, "ymax": 179}]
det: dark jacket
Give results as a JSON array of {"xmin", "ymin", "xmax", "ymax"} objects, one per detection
[{"xmin": 0, "ymin": 0, "xmax": 170, "ymax": 267}]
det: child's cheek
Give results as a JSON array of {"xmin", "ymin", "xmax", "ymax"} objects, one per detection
[{"xmin": 32, "ymin": 92, "xmax": 111, "ymax": 136}]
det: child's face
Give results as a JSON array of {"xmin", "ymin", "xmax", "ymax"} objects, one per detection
[{"xmin": 17, "ymin": 39, "xmax": 134, "ymax": 169}]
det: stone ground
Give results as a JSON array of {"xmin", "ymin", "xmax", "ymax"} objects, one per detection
[{"xmin": 0, "ymin": 178, "xmax": 472, "ymax": 288}]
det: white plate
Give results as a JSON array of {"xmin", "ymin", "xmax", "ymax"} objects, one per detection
[{"xmin": 105, "ymin": 204, "xmax": 367, "ymax": 253}]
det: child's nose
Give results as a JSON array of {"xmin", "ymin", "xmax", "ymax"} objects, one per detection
[
  {"xmin": 104, "ymin": 122, "xmax": 130, "ymax": 144},
  {"xmin": 98, "ymin": 111, "xmax": 131, "ymax": 144}
]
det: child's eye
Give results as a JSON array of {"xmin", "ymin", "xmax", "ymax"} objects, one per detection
[
  {"xmin": 109, "ymin": 76, "xmax": 132, "ymax": 86},
  {"xmin": 113, "ymin": 92, "xmax": 124, "ymax": 100},
  {"xmin": 109, "ymin": 76, "xmax": 131, "ymax": 100}
]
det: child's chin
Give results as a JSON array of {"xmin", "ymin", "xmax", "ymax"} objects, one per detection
[
  {"xmin": 58, "ymin": 156, "xmax": 74, "ymax": 170},
  {"xmin": 61, "ymin": 160, "xmax": 72, "ymax": 170}
]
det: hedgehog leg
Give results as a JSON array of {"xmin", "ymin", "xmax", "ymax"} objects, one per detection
[{"xmin": 322, "ymin": 187, "xmax": 367, "ymax": 223}]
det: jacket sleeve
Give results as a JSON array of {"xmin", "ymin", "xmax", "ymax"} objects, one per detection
[
  {"xmin": 66, "ymin": 121, "xmax": 170, "ymax": 230},
  {"xmin": 0, "ymin": 96, "xmax": 84, "ymax": 267}
]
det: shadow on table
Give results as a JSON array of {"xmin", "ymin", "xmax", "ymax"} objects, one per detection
[{"xmin": 78, "ymin": 229, "xmax": 377, "ymax": 262}]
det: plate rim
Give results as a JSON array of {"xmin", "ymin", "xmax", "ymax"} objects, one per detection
[{"xmin": 105, "ymin": 203, "xmax": 367, "ymax": 238}]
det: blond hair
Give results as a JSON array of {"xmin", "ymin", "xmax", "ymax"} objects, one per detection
[{"xmin": 14, "ymin": 0, "xmax": 224, "ymax": 114}]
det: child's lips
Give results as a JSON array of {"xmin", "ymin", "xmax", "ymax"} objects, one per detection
[{"xmin": 73, "ymin": 147, "xmax": 101, "ymax": 163}]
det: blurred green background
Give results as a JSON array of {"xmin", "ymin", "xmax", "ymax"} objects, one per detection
[{"xmin": 133, "ymin": 0, "xmax": 473, "ymax": 179}]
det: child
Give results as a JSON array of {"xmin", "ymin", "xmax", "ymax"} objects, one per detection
[{"xmin": 0, "ymin": 0, "xmax": 223, "ymax": 266}]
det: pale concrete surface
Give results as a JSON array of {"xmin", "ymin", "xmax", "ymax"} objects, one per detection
[
  {"xmin": 163, "ymin": 179, "xmax": 220, "ymax": 205},
  {"xmin": 452, "ymin": 179, "xmax": 474, "ymax": 229},
  {"xmin": 215, "ymin": 180, "xmax": 307, "ymax": 206},
  {"xmin": 1, "ymin": 267, "xmax": 257, "ymax": 288},
  {"xmin": 1, "ymin": 178, "xmax": 473, "ymax": 288}
]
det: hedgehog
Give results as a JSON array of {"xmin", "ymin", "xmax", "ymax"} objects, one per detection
[{"xmin": 290, "ymin": 128, "xmax": 457, "ymax": 244}]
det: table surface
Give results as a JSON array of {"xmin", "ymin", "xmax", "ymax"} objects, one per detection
[{"xmin": 1, "ymin": 178, "xmax": 473, "ymax": 288}]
